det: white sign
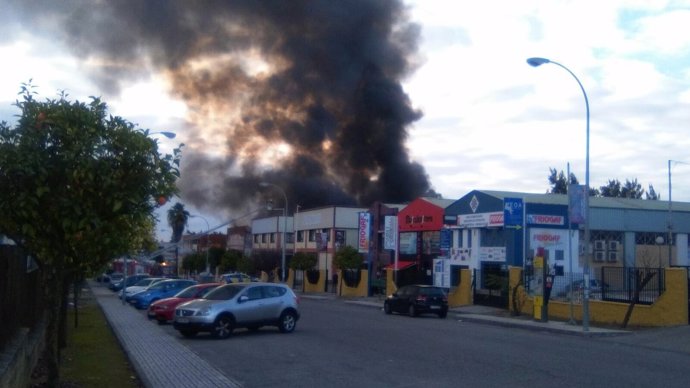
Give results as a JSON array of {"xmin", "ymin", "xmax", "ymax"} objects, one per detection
[
  {"xmin": 479, "ymin": 247, "xmax": 506, "ymax": 262},
  {"xmin": 457, "ymin": 212, "xmax": 503, "ymax": 228},
  {"xmin": 433, "ymin": 258, "xmax": 450, "ymax": 288},
  {"xmin": 383, "ymin": 216, "xmax": 398, "ymax": 250}
]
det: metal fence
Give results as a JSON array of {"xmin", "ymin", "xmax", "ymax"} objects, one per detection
[
  {"xmin": 0, "ymin": 245, "xmax": 44, "ymax": 350},
  {"xmin": 536, "ymin": 266, "xmax": 665, "ymax": 305}
]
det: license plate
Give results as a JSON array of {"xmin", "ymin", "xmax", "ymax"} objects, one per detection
[
  {"xmin": 177, "ymin": 318, "xmax": 189, "ymax": 324},
  {"xmin": 430, "ymin": 305, "xmax": 440, "ymax": 310}
]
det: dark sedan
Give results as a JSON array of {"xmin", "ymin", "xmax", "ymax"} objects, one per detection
[{"xmin": 383, "ymin": 285, "xmax": 448, "ymax": 318}]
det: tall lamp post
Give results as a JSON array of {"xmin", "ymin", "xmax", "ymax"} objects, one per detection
[
  {"xmin": 260, "ymin": 182, "xmax": 288, "ymax": 282},
  {"xmin": 191, "ymin": 214, "xmax": 210, "ymax": 274},
  {"xmin": 527, "ymin": 57, "xmax": 591, "ymax": 331},
  {"xmin": 668, "ymin": 160, "xmax": 690, "ymax": 267}
]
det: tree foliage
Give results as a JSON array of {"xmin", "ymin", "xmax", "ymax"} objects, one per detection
[
  {"xmin": 0, "ymin": 84, "xmax": 182, "ymax": 383},
  {"xmin": 333, "ymin": 245, "xmax": 364, "ymax": 270},
  {"xmin": 167, "ymin": 202, "xmax": 189, "ymax": 242},
  {"xmin": 547, "ymin": 167, "xmax": 579, "ymax": 194},
  {"xmin": 547, "ymin": 168, "xmax": 658, "ymax": 200},
  {"xmin": 289, "ymin": 251, "xmax": 317, "ymax": 271}
]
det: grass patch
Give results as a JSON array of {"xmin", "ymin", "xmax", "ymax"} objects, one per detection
[{"xmin": 59, "ymin": 298, "xmax": 142, "ymax": 387}]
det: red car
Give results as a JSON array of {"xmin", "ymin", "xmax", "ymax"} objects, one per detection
[{"xmin": 148, "ymin": 283, "xmax": 220, "ymax": 324}]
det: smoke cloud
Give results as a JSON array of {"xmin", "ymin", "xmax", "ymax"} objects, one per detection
[{"xmin": 4, "ymin": 0, "xmax": 433, "ymax": 214}]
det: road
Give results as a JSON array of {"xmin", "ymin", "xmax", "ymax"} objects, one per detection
[{"xmin": 144, "ymin": 298, "xmax": 689, "ymax": 388}]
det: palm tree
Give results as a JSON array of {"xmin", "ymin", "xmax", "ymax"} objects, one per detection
[{"xmin": 167, "ymin": 202, "xmax": 189, "ymax": 243}]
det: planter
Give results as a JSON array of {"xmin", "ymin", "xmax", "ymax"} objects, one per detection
[
  {"xmin": 343, "ymin": 269, "xmax": 361, "ymax": 288},
  {"xmin": 306, "ymin": 270, "xmax": 320, "ymax": 285}
]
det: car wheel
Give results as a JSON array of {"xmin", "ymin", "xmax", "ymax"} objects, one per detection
[
  {"xmin": 383, "ymin": 302, "xmax": 392, "ymax": 315},
  {"xmin": 212, "ymin": 315, "xmax": 234, "ymax": 339},
  {"xmin": 278, "ymin": 311, "xmax": 297, "ymax": 333},
  {"xmin": 438, "ymin": 310, "xmax": 447, "ymax": 319},
  {"xmin": 408, "ymin": 304, "xmax": 417, "ymax": 317},
  {"xmin": 180, "ymin": 330, "xmax": 197, "ymax": 338}
]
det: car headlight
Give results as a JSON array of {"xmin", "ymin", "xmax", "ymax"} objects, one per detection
[{"xmin": 195, "ymin": 307, "xmax": 212, "ymax": 316}]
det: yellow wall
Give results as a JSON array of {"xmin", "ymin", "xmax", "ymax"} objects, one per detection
[
  {"xmin": 303, "ymin": 269, "xmax": 326, "ymax": 293},
  {"xmin": 339, "ymin": 269, "xmax": 369, "ymax": 297},
  {"xmin": 448, "ymin": 269, "xmax": 472, "ymax": 307},
  {"xmin": 510, "ymin": 267, "xmax": 688, "ymax": 327}
]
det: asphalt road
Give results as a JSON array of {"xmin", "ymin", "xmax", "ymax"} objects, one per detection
[{"xmin": 143, "ymin": 298, "xmax": 689, "ymax": 388}]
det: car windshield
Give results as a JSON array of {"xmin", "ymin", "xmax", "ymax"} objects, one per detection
[
  {"xmin": 176, "ymin": 285, "xmax": 204, "ymax": 298},
  {"xmin": 149, "ymin": 281, "xmax": 171, "ymax": 290},
  {"xmin": 134, "ymin": 279, "xmax": 153, "ymax": 287},
  {"xmin": 204, "ymin": 284, "xmax": 245, "ymax": 300}
]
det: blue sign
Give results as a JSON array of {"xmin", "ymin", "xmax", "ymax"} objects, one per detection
[
  {"xmin": 504, "ymin": 197, "xmax": 523, "ymax": 227},
  {"xmin": 440, "ymin": 229, "xmax": 452, "ymax": 256}
]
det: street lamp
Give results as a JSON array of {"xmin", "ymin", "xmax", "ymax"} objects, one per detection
[
  {"xmin": 527, "ymin": 56, "xmax": 591, "ymax": 331},
  {"xmin": 668, "ymin": 160, "xmax": 689, "ymax": 267},
  {"xmin": 191, "ymin": 214, "xmax": 210, "ymax": 274},
  {"xmin": 260, "ymin": 182, "xmax": 288, "ymax": 282}
]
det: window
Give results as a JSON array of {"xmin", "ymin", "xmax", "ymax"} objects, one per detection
[
  {"xmin": 244, "ymin": 286, "xmax": 263, "ymax": 301},
  {"xmin": 270, "ymin": 233, "xmax": 275, "ymax": 243},
  {"xmin": 296, "ymin": 231, "xmax": 304, "ymax": 242},
  {"xmin": 308, "ymin": 230, "xmax": 316, "ymax": 242},
  {"xmin": 261, "ymin": 234, "xmax": 267, "ymax": 243},
  {"xmin": 254, "ymin": 234, "xmax": 259, "ymax": 243},
  {"xmin": 286, "ymin": 233, "xmax": 294, "ymax": 243}
]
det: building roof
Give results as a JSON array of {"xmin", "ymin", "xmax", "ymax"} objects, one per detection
[
  {"xmin": 420, "ymin": 197, "xmax": 457, "ymax": 209},
  {"xmin": 476, "ymin": 190, "xmax": 690, "ymax": 212}
]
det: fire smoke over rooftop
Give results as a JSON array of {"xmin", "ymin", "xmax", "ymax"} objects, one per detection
[{"xmin": 4, "ymin": 0, "xmax": 433, "ymax": 214}]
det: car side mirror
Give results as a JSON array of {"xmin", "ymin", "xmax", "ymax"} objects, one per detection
[{"xmin": 238, "ymin": 295, "xmax": 249, "ymax": 303}]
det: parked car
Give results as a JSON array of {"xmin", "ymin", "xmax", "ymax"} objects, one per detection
[
  {"xmin": 147, "ymin": 283, "xmax": 221, "ymax": 324},
  {"xmin": 121, "ymin": 277, "xmax": 166, "ymax": 301},
  {"xmin": 383, "ymin": 285, "xmax": 448, "ymax": 318},
  {"xmin": 219, "ymin": 272, "xmax": 257, "ymax": 284},
  {"xmin": 109, "ymin": 273, "xmax": 149, "ymax": 292},
  {"xmin": 173, "ymin": 282, "xmax": 300, "ymax": 339},
  {"xmin": 130, "ymin": 279, "xmax": 198, "ymax": 309}
]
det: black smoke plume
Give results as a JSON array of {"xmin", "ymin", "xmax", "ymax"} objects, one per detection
[{"xmin": 3, "ymin": 0, "xmax": 432, "ymax": 214}]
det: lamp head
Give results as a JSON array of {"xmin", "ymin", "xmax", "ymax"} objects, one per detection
[
  {"xmin": 159, "ymin": 131, "xmax": 176, "ymax": 139},
  {"xmin": 527, "ymin": 57, "xmax": 551, "ymax": 67}
]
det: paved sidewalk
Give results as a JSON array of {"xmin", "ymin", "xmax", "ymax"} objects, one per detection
[{"xmin": 89, "ymin": 281, "xmax": 242, "ymax": 388}]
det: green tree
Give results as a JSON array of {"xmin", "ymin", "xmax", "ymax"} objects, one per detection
[
  {"xmin": 289, "ymin": 252, "xmax": 318, "ymax": 271},
  {"xmin": 289, "ymin": 252, "xmax": 317, "ymax": 292},
  {"xmin": 167, "ymin": 202, "xmax": 189, "ymax": 243},
  {"xmin": 646, "ymin": 184, "xmax": 660, "ymax": 200},
  {"xmin": 0, "ymin": 85, "xmax": 181, "ymax": 384},
  {"xmin": 547, "ymin": 167, "xmax": 579, "ymax": 194},
  {"xmin": 332, "ymin": 245, "xmax": 364, "ymax": 270}
]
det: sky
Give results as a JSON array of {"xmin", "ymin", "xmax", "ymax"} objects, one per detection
[{"xmin": 1, "ymin": 0, "xmax": 690, "ymax": 241}]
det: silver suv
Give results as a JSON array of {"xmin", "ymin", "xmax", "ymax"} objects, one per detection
[{"xmin": 173, "ymin": 282, "xmax": 300, "ymax": 339}]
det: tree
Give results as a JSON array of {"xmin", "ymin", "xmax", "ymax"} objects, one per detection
[
  {"xmin": 167, "ymin": 202, "xmax": 189, "ymax": 243},
  {"xmin": 547, "ymin": 167, "xmax": 579, "ymax": 194},
  {"xmin": 333, "ymin": 245, "xmax": 364, "ymax": 270},
  {"xmin": 0, "ymin": 85, "xmax": 181, "ymax": 384},
  {"xmin": 646, "ymin": 184, "xmax": 660, "ymax": 200},
  {"xmin": 546, "ymin": 169, "xmax": 657, "ymax": 200},
  {"xmin": 289, "ymin": 252, "xmax": 317, "ymax": 292},
  {"xmin": 600, "ymin": 178, "xmax": 645, "ymax": 199}
]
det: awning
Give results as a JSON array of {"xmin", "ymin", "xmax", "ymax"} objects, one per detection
[{"xmin": 385, "ymin": 261, "xmax": 416, "ymax": 271}]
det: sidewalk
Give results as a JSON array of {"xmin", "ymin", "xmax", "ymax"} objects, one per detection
[
  {"xmin": 311, "ymin": 293, "xmax": 631, "ymax": 337},
  {"xmin": 89, "ymin": 281, "xmax": 242, "ymax": 388}
]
